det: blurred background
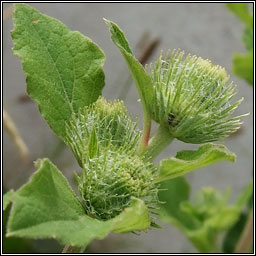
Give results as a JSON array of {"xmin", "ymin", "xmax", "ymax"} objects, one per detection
[{"xmin": 3, "ymin": 2, "xmax": 253, "ymax": 253}]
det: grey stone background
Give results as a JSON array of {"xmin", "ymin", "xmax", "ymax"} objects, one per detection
[{"xmin": 3, "ymin": 2, "xmax": 253, "ymax": 253}]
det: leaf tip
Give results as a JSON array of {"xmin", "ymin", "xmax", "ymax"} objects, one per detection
[
  {"xmin": 103, "ymin": 18, "xmax": 113, "ymax": 29},
  {"xmin": 103, "ymin": 18, "xmax": 115, "ymax": 31},
  {"xmin": 34, "ymin": 158, "xmax": 49, "ymax": 169},
  {"xmin": 5, "ymin": 231, "xmax": 14, "ymax": 238},
  {"xmin": 12, "ymin": 3, "xmax": 30, "ymax": 14},
  {"xmin": 103, "ymin": 17, "xmax": 109, "ymax": 24},
  {"xmin": 12, "ymin": 2, "xmax": 20, "ymax": 10},
  {"xmin": 230, "ymin": 153, "xmax": 236, "ymax": 163}
]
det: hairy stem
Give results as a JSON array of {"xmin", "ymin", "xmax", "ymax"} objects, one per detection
[
  {"xmin": 62, "ymin": 245, "xmax": 85, "ymax": 253},
  {"xmin": 138, "ymin": 114, "xmax": 151, "ymax": 151},
  {"xmin": 235, "ymin": 208, "xmax": 253, "ymax": 253},
  {"xmin": 143, "ymin": 125, "xmax": 174, "ymax": 160}
]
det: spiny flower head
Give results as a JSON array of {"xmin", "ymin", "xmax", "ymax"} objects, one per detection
[
  {"xmin": 66, "ymin": 97, "xmax": 140, "ymax": 166},
  {"xmin": 66, "ymin": 97, "xmax": 158, "ymax": 220},
  {"xmin": 75, "ymin": 148, "xmax": 158, "ymax": 220},
  {"xmin": 146, "ymin": 49, "xmax": 247, "ymax": 144}
]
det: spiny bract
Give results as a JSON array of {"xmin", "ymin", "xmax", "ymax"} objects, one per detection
[
  {"xmin": 146, "ymin": 49, "xmax": 247, "ymax": 144},
  {"xmin": 66, "ymin": 97, "xmax": 158, "ymax": 220}
]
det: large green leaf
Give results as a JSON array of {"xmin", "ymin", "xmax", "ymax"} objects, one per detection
[
  {"xmin": 104, "ymin": 19, "xmax": 153, "ymax": 116},
  {"xmin": 233, "ymin": 51, "xmax": 253, "ymax": 85},
  {"xmin": 155, "ymin": 143, "xmax": 236, "ymax": 183},
  {"xmin": 12, "ymin": 4, "xmax": 105, "ymax": 140},
  {"xmin": 6, "ymin": 159, "xmax": 150, "ymax": 247},
  {"xmin": 3, "ymin": 205, "xmax": 34, "ymax": 253}
]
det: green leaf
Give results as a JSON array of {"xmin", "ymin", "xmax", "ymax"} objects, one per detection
[
  {"xmin": 7, "ymin": 158, "xmax": 85, "ymax": 237},
  {"xmin": 3, "ymin": 204, "xmax": 34, "ymax": 253},
  {"xmin": 233, "ymin": 51, "xmax": 253, "ymax": 85},
  {"xmin": 225, "ymin": 3, "xmax": 253, "ymax": 86},
  {"xmin": 158, "ymin": 177, "xmax": 199, "ymax": 231},
  {"xmin": 12, "ymin": 4, "xmax": 105, "ymax": 140},
  {"xmin": 112, "ymin": 197, "xmax": 150, "ymax": 233},
  {"xmin": 157, "ymin": 178, "xmax": 213, "ymax": 252},
  {"xmin": 6, "ymin": 159, "xmax": 150, "ymax": 247},
  {"xmin": 104, "ymin": 19, "xmax": 153, "ymax": 116},
  {"xmin": 222, "ymin": 181, "xmax": 253, "ymax": 253},
  {"xmin": 235, "ymin": 180, "xmax": 253, "ymax": 208},
  {"xmin": 222, "ymin": 212, "xmax": 247, "ymax": 253},
  {"xmin": 243, "ymin": 26, "xmax": 253, "ymax": 51},
  {"xmin": 155, "ymin": 143, "xmax": 236, "ymax": 183},
  {"xmin": 3, "ymin": 190, "xmax": 15, "ymax": 211},
  {"xmin": 88, "ymin": 128, "xmax": 99, "ymax": 159},
  {"xmin": 225, "ymin": 3, "xmax": 253, "ymax": 25},
  {"xmin": 158, "ymin": 180, "xmax": 252, "ymax": 253}
]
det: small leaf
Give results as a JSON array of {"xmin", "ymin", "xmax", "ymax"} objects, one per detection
[
  {"xmin": 112, "ymin": 197, "xmax": 151, "ymax": 233},
  {"xmin": 103, "ymin": 19, "xmax": 132, "ymax": 54},
  {"xmin": 155, "ymin": 143, "xmax": 236, "ymax": 183},
  {"xmin": 158, "ymin": 180, "xmax": 252, "ymax": 253},
  {"xmin": 234, "ymin": 180, "xmax": 253, "ymax": 209},
  {"xmin": 222, "ymin": 212, "xmax": 248, "ymax": 253},
  {"xmin": 3, "ymin": 190, "xmax": 15, "ymax": 211},
  {"xmin": 157, "ymin": 178, "xmax": 212, "ymax": 252},
  {"xmin": 88, "ymin": 128, "xmax": 99, "ymax": 159},
  {"xmin": 225, "ymin": 3, "xmax": 253, "ymax": 86},
  {"xmin": 222, "ymin": 181, "xmax": 253, "ymax": 253},
  {"xmin": 233, "ymin": 51, "xmax": 253, "ymax": 85},
  {"xmin": 242, "ymin": 26, "xmax": 253, "ymax": 51},
  {"xmin": 104, "ymin": 19, "xmax": 153, "ymax": 116},
  {"xmin": 6, "ymin": 159, "xmax": 150, "ymax": 247},
  {"xmin": 12, "ymin": 4, "xmax": 105, "ymax": 140},
  {"xmin": 157, "ymin": 177, "xmax": 199, "ymax": 230},
  {"xmin": 225, "ymin": 3, "xmax": 253, "ymax": 25}
]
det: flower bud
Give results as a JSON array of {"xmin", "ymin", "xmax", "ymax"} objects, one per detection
[
  {"xmin": 66, "ymin": 97, "xmax": 158, "ymax": 220},
  {"xmin": 147, "ymin": 49, "xmax": 247, "ymax": 144}
]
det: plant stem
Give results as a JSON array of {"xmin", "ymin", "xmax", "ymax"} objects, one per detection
[
  {"xmin": 138, "ymin": 114, "xmax": 151, "ymax": 151},
  {"xmin": 235, "ymin": 208, "xmax": 253, "ymax": 253},
  {"xmin": 62, "ymin": 245, "xmax": 85, "ymax": 253},
  {"xmin": 143, "ymin": 125, "xmax": 174, "ymax": 160},
  {"xmin": 3, "ymin": 108, "xmax": 29, "ymax": 162}
]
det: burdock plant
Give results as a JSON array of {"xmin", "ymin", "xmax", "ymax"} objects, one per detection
[{"xmin": 3, "ymin": 4, "xmax": 250, "ymax": 253}]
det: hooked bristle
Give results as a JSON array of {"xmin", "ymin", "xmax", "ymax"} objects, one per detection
[
  {"xmin": 147, "ymin": 49, "xmax": 247, "ymax": 144},
  {"xmin": 66, "ymin": 97, "xmax": 159, "ymax": 220}
]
